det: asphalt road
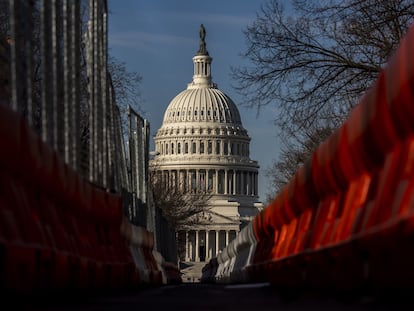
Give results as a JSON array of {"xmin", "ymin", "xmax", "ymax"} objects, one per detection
[{"xmin": 7, "ymin": 283, "xmax": 412, "ymax": 311}]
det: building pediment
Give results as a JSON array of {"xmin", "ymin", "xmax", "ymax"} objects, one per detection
[
  {"xmin": 205, "ymin": 210, "xmax": 238, "ymax": 224},
  {"xmin": 179, "ymin": 210, "xmax": 240, "ymax": 231}
]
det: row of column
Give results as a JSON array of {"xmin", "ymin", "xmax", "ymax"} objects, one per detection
[
  {"xmin": 159, "ymin": 169, "xmax": 258, "ymax": 196},
  {"xmin": 179, "ymin": 230, "xmax": 238, "ymax": 262}
]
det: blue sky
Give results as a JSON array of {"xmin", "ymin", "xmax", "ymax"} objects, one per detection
[{"xmin": 107, "ymin": 0, "xmax": 281, "ymax": 202}]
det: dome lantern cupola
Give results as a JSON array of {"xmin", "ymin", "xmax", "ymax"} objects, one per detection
[
  {"xmin": 188, "ymin": 24, "xmax": 216, "ymax": 89},
  {"xmin": 161, "ymin": 24, "xmax": 243, "ymax": 125}
]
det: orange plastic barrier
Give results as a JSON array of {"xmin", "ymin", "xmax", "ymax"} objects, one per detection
[
  {"xmin": 0, "ymin": 104, "xmax": 145, "ymax": 293},
  {"xmin": 219, "ymin": 24, "xmax": 414, "ymax": 291}
]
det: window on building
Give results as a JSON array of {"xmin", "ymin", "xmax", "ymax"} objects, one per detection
[
  {"xmin": 177, "ymin": 142, "xmax": 181, "ymax": 154},
  {"xmin": 191, "ymin": 172, "xmax": 196, "ymax": 191},
  {"xmin": 216, "ymin": 141, "xmax": 220, "ymax": 154},
  {"xmin": 185, "ymin": 142, "xmax": 188, "ymax": 154},
  {"xmin": 165, "ymin": 143, "xmax": 168, "ymax": 154},
  {"xmin": 199, "ymin": 171, "xmax": 205, "ymax": 191},
  {"xmin": 224, "ymin": 142, "xmax": 228, "ymax": 155},
  {"xmin": 208, "ymin": 172, "xmax": 213, "ymax": 191},
  {"xmin": 208, "ymin": 141, "xmax": 212, "ymax": 154},
  {"xmin": 200, "ymin": 141, "xmax": 204, "ymax": 154},
  {"xmin": 218, "ymin": 171, "xmax": 224, "ymax": 194},
  {"xmin": 171, "ymin": 143, "xmax": 174, "ymax": 154},
  {"xmin": 192, "ymin": 142, "xmax": 196, "ymax": 153}
]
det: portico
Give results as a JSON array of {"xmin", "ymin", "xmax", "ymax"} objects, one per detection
[{"xmin": 179, "ymin": 229, "xmax": 238, "ymax": 262}]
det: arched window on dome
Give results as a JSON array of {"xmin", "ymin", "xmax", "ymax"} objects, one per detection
[
  {"xmin": 177, "ymin": 142, "xmax": 181, "ymax": 154},
  {"xmin": 165, "ymin": 143, "xmax": 169, "ymax": 155},
  {"xmin": 184, "ymin": 142, "xmax": 188, "ymax": 154},
  {"xmin": 192, "ymin": 141, "xmax": 196, "ymax": 154},
  {"xmin": 216, "ymin": 141, "xmax": 220, "ymax": 155},
  {"xmin": 207, "ymin": 140, "xmax": 212, "ymax": 154},
  {"xmin": 171, "ymin": 143, "xmax": 174, "ymax": 154},
  {"xmin": 200, "ymin": 141, "xmax": 204, "ymax": 154},
  {"xmin": 224, "ymin": 142, "xmax": 228, "ymax": 155}
]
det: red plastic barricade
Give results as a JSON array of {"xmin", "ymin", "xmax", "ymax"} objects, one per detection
[{"xmin": 211, "ymin": 24, "xmax": 414, "ymax": 292}]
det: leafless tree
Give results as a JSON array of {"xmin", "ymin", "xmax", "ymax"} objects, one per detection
[
  {"xmin": 232, "ymin": 0, "xmax": 414, "ymax": 200},
  {"xmin": 108, "ymin": 56, "xmax": 142, "ymax": 114},
  {"xmin": 234, "ymin": 0, "xmax": 413, "ymax": 132},
  {"xmin": 264, "ymin": 125, "xmax": 333, "ymax": 203},
  {"xmin": 149, "ymin": 167, "xmax": 213, "ymax": 262},
  {"xmin": 149, "ymin": 166, "xmax": 213, "ymax": 230},
  {"xmin": 107, "ymin": 56, "xmax": 143, "ymax": 137}
]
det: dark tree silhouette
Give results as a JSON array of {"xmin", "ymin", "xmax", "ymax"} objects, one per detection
[{"xmin": 232, "ymin": 0, "xmax": 414, "ymax": 199}]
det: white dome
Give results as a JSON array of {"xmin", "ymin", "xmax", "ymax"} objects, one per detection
[
  {"xmin": 162, "ymin": 87, "xmax": 242, "ymax": 125},
  {"xmin": 151, "ymin": 25, "xmax": 262, "ymax": 245}
]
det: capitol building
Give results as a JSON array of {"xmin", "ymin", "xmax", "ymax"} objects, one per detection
[{"xmin": 150, "ymin": 25, "xmax": 263, "ymax": 263}]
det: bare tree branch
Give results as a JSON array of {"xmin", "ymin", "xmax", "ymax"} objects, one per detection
[
  {"xmin": 233, "ymin": 0, "xmax": 414, "ymax": 201},
  {"xmin": 233, "ymin": 0, "xmax": 413, "ymax": 132},
  {"xmin": 149, "ymin": 164, "xmax": 213, "ymax": 230}
]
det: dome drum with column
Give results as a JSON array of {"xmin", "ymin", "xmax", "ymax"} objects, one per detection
[{"xmin": 150, "ymin": 25, "xmax": 263, "ymax": 263}]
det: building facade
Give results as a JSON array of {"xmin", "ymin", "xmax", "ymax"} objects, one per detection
[{"xmin": 150, "ymin": 25, "xmax": 263, "ymax": 262}]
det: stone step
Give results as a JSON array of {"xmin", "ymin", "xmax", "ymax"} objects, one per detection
[{"xmin": 179, "ymin": 262, "xmax": 206, "ymax": 283}]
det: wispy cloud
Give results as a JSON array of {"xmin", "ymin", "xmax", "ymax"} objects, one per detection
[
  {"xmin": 109, "ymin": 31, "xmax": 193, "ymax": 53},
  {"xmin": 160, "ymin": 10, "xmax": 255, "ymax": 27},
  {"xmin": 108, "ymin": 12, "xmax": 254, "ymax": 53}
]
